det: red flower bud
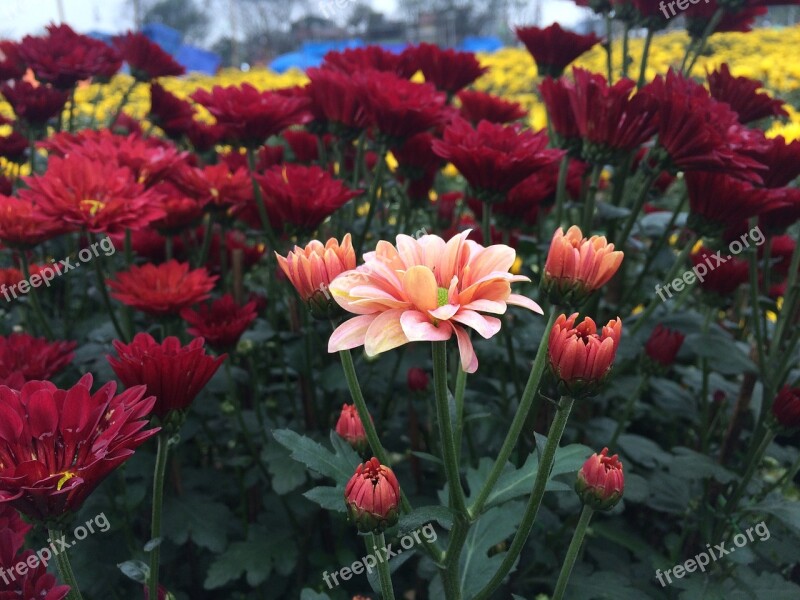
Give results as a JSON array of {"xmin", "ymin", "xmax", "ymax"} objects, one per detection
[
  {"xmin": 772, "ymin": 386, "xmax": 800, "ymax": 430},
  {"xmin": 407, "ymin": 367, "xmax": 430, "ymax": 392},
  {"xmin": 344, "ymin": 457, "xmax": 400, "ymax": 533},
  {"xmin": 335, "ymin": 404, "xmax": 369, "ymax": 453},
  {"xmin": 548, "ymin": 313, "xmax": 622, "ymax": 397},
  {"xmin": 575, "ymin": 447, "xmax": 624, "ymax": 511},
  {"xmin": 644, "ymin": 324, "xmax": 685, "ymax": 369}
]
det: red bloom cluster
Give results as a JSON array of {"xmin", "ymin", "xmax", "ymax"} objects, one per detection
[
  {"xmin": 109, "ymin": 260, "xmax": 217, "ymax": 316},
  {"xmin": 192, "ymin": 84, "xmax": 312, "ymax": 147},
  {"xmin": 456, "ymin": 90, "xmax": 527, "ymax": 125},
  {"xmin": 644, "ymin": 325, "xmax": 685, "ymax": 369},
  {"xmin": 516, "ymin": 23, "xmax": 601, "ymax": 77},
  {"xmin": 432, "ymin": 119, "xmax": 563, "ymax": 201},
  {"xmin": 707, "ymin": 63, "xmax": 788, "ymax": 124},
  {"xmin": 108, "ymin": 333, "xmax": 225, "ymax": 421},
  {"xmin": 113, "ymin": 32, "xmax": 185, "ymax": 81},
  {"xmin": 181, "ymin": 295, "xmax": 258, "ymax": 351},
  {"xmin": 407, "ymin": 43, "xmax": 488, "ymax": 94},
  {"xmin": 0, "ymin": 374, "xmax": 158, "ymax": 521},
  {"xmin": 0, "ymin": 334, "xmax": 76, "ymax": 389},
  {"xmin": 0, "ymin": 81, "xmax": 69, "ymax": 128}
]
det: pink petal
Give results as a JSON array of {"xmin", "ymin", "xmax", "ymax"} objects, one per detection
[
  {"xmin": 453, "ymin": 324, "xmax": 479, "ymax": 373},
  {"xmin": 364, "ymin": 309, "xmax": 409, "ymax": 356},
  {"xmin": 328, "ymin": 314, "xmax": 378, "ymax": 352},
  {"xmin": 508, "ymin": 294, "xmax": 544, "ymax": 314},
  {"xmin": 429, "ymin": 304, "xmax": 460, "ymax": 320},
  {"xmin": 403, "ymin": 266, "xmax": 438, "ymax": 312},
  {"xmin": 401, "ymin": 311, "xmax": 453, "ymax": 342},
  {"xmin": 451, "ymin": 310, "xmax": 502, "ymax": 339}
]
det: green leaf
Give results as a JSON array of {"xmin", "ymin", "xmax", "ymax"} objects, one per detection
[
  {"xmin": 684, "ymin": 330, "xmax": 756, "ymax": 375},
  {"xmin": 262, "ymin": 439, "xmax": 307, "ymax": 495},
  {"xmin": 300, "ymin": 590, "xmax": 332, "ymax": 600},
  {"xmin": 459, "ymin": 501, "xmax": 525, "ymax": 597},
  {"xmin": 617, "ymin": 434, "xmax": 668, "ymax": 469},
  {"xmin": 272, "ymin": 429, "xmax": 359, "ymax": 483},
  {"xmin": 566, "ymin": 565, "xmax": 647, "ymax": 599},
  {"xmin": 304, "ymin": 485, "xmax": 346, "ymax": 512},
  {"xmin": 162, "ymin": 494, "xmax": 234, "ymax": 553},
  {"xmin": 669, "ymin": 447, "xmax": 737, "ymax": 484},
  {"xmin": 117, "ymin": 560, "xmax": 148, "ymax": 584},
  {"xmin": 396, "ymin": 505, "xmax": 453, "ymax": 534},
  {"xmin": 747, "ymin": 495, "xmax": 800, "ymax": 535}
]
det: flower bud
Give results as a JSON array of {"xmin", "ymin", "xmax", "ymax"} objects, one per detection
[
  {"xmin": 643, "ymin": 324, "xmax": 685, "ymax": 372},
  {"xmin": 276, "ymin": 234, "xmax": 356, "ymax": 319},
  {"xmin": 407, "ymin": 367, "xmax": 430, "ymax": 392},
  {"xmin": 335, "ymin": 404, "xmax": 369, "ymax": 454},
  {"xmin": 772, "ymin": 386, "xmax": 800, "ymax": 430},
  {"xmin": 541, "ymin": 226, "xmax": 623, "ymax": 307},
  {"xmin": 548, "ymin": 313, "xmax": 622, "ymax": 397},
  {"xmin": 575, "ymin": 447, "xmax": 624, "ymax": 511},
  {"xmin": 345, "ymin": 457, "xmax": 400, "ymax": 533}
]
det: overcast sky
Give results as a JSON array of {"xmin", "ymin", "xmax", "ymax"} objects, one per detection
[{"xmin": 0, "ymin": 0, "xmax": 586, "ymax": 41}]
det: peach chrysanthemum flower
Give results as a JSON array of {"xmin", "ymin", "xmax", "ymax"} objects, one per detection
[{"xmin": 327, "ymin": 230, "xmax": 542, "ymax": 373}]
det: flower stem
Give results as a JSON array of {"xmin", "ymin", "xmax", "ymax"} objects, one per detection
[
  {"xmin": 90, "ymin": 234, "xmax": 129, "ymax": 342},
  {"xmin": 148, "ymin": 431, "xmax": 170, "ymax": 600},
  {"xmin": 470, "ymin": 311, "xmax": 557, "ymax": 519},
  {"xmin": 553, "ymin": 154, "xmax": 570, "ymax": 228},
  {"xmin": 684, "ymin": 9, "xmax": 724, "ymax": 76},
  {"xmin": 608, "ymin": 374, "xmax": 648, "ymax": 449},
  {"xmin": 19, "ymin": 252, "xmax": 54, "ymax": 338},
  {"xmin": 473, "ymin": 394, "xmax": 575, "ymax": 600},
  {"xmin": 245, "ymin": 147, "xmax": 280, "ymax": 251},
  {"xmin": 453, "ymin": 366, "xmax": 468, "ymax": 463},
  {"xmin": 371, "ymin": 532, "xmax": 396, "ymax": 600},
  {"xmin": 356, "ymin": 146, "xmax": 388, "ymax": 256},
  {"xmin": 582, "ymin": 164, "xmax": 602, "ymax": 233},
  {"xmin": 604, "ymin": 13, "xmax": 614, "ymax": 83},
  {"xmin": 637, "ymin": 29, "xmax": 654, "ymax": 88},
  {"xmin": 552, "ymin": 505, "xmax": 594, "ymax": 600},
  {"xmin": 108, "ymin": 79, "xmax": 137, "ymax": 128},
  {"xmin": 48, "ymin": 528, "xmax": 84, "ymax": 600},
  {"xmin": 432, "ymin": 341, "xmax": 467, "ymax": 515},
  {"xmin": 481, "ymin": 203, "xmax": 492, "ymax": 246}
]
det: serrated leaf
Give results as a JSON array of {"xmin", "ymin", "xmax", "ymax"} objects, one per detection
[
  {"xmin": 273, "ymin": 429, "xmax": 356, "ymax": 482},
  {"xmin": 747, "ymin": 495, "xmax": 800, "ymax": 535},
  {"xmin": 396, "ymin": 505, "xmax": 453, "ymax": 534},
  {"xmin": 669, "ymin": 447, "xmax": 737, "ymax": 484},
  {"xmin": 162, "ymin": 494, "xmax": 234, "ymax": 553},
  {"xmin": 304, "ymin": 485, "xmax": 346, "ymax": 512}
]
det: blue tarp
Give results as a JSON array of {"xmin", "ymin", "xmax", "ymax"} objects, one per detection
[
  {"xmin": 175, "ymin": 44, "xmax": 222, "ymax": 75},
  {"xmin": 270, "ymin": 52, "xmax": 325, "ymax": 73},
  {"xmin": 459, "ymin": 36, "xmax": 503, "ymax": 53},
  {"xmin": 142, "ymin": 23, "xmax": 183, "ymax": 55}
]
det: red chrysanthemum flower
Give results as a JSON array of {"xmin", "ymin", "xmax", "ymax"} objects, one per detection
[
  {"xmin": 685, "ymin": 3, "xmax": 768, "ymax": 36},
  {"xmin": 575, "ymin": 447, "xmax": 624, "ymax": 511},
  {"xmin": 304, "ymin": 67, "xmax": 368, "ymax": 133},
  {"xmin": 113, "ymin": 31, "xmax": 185, "ymax": 81},
  {"xmin": 707, "ymin": 63, "xmax": 788, "ymax": 124},
  {"xmin": 355, "ymin": 70, "xmax": 446, "ymax": 141},
  {"xmin": 149, "ymin": 82, "xmax": 196, "ymax": 139},
  {"xmin": 644, "ymin": 324, "xmax": 685, "ymax": 368},
  {"xmin": 456, "ymin": 90, "xmax": 527, "ymax": 125},
  {"xmin": 108, "ymin": 333, "xmax": 225, "ymax": 421},
  {"xmin": 191, "ymin": 83, "xmax": 312, "ymax": 147},
  {"xmin": 759, "ymin": 187, "xmax": 800, "ymax": 234},
  {"xmin": 323, "ymin": 46, "xmax": 417, "ymax": 78},
  {"xmin": 0, "ymin": 196, "xmax": 64, "ymax": 248},
  {"xmin": 108, "ymin": 260, "xmax": 217, "ymax": 316},
  {"xmin": 404, "ymin": 43, "xmax": 487, "ymax": 94},
  {"xmin": 283, "ymin": 129, "xmax": 321, "ymax": 164},
  {"xmin": 690, "ymin": 246, "xmax": 750, "ymax": 296},
  {"xmin": 20, "ymin": 155, "xmax": 165, "ymax": 234},
  {"xmin": 185, "ymin": 121, "xmax": 225, "ymax": 153},
  {"xmin": 0, "ymin": 333, "xmax": 76, "ymax": 388},
  {"xmin": 0, "ymin": 373, "xmax": 158, "ymax": 522},
  {"xmin": 759, "ymin": 136, "xmax": 800, "ymax": 188},
  {"xmin": 0, "ymin": 131, "xmax": 28, "ymax": 163},
  {"xmin": 392, "ymin": 133, "xmax": 445, "ymax": 204},
  {"xmin": 685, "ymin": 171, "xmax": 777, "ymax": 235},
  {"xmin": 17, "ymin": 24, "xmax": 121, "ymax": 88},
  {"xmin": 0, "ymin": 41, "xmax": 25, "ymax": 81},
  {"xmin": 180, "ymin": 294, "xmax": 258, "ymax": 351},
  {"xmin": 432, "ymin": 118, "xmax": 563, "ymax": 201},
  {"xmin": 0, "ymin": 81, "xmax": 69, "ymax": 128},
  {"xmin": 335, "ymin": 404, "xmax": 369, "ymax": 454},
  {"xmin": 172, "ymin": 162, "xmax": 252, "ymax": 211},
  {"xmin": 249, "ymin": 165, "xmax": 361, "ymax": 234},
  {"xmin": 150, "ymin": 182, "xmax": 207, "ymax": 235},
  {"xmin": 539, "ymin": 76, "xmax": 582, "ymax": 151},
  {"xmin": 516, "ymin": 23, "xmax": 602, "ymax": 77},
  {"xmin": 772, "ymin": 386, "xmax": 800, "ymax": 430},
  {"xmin": 564, "ymin": 68, "xmax": 659, "ymax": 164},
  {"xmin": 640, "ymin": 69, "xmax": 766, "ymax": 180}
]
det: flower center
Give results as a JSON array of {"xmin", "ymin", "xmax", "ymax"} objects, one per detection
[
  {"xmin": 56, "ymin": 471, "xmax": 75, "ymax": 491},
  {"xmin": 79, "ymin": 198, "xmax": 106, "ymax": 217},
  {"xmin": 437, "ymin": 287, "xmax": 449, "ymax": 307}
]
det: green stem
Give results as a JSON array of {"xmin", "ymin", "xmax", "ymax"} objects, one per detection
[
  {"xmin": 552, "ymin": 505, "xmax": 594, "ymax": 600},
  {"xmin": 91, "ymin": 235, "xmax": 129, "ymax": 342},
  {"xmin": 629, "ymin": 233, "xmax": 698, "ymax": 338},
  {"xmin": 615, "ymin": 169, "xmax": 660, "ymax": 247},
  {"xmin": 608, "ymin": 374, "xmax": 648, "ymax": 449},
  {"xmin": 767, "ymin": 231, "xmax": 800, "ymax": 367},
  {"xmin": 481, "ymin": 203, "xmax": 492, "ymax": 246},
  {"xmin": 453, "ymin": 366, "xmax": 467, "ymax": 463},
  {"xmin": 371, "ymin": 532, "xmax": 396, "ymax": 600},
  {"xmin": 720, "ymin": 429, "xmax": 774, "ymax": 535},
  {"xmin": 355, "ymin": 145, "xmax": 388, "ymax": 256},
  {"xmin": 620, "ymin": 22, "xmax": 630, "ymax": 79},
  {"xmin": 225, "ymin": 360, "xmax": 270, "ymax": 478},
  {"xmin": 49, "ymin": 528, "xmax": 84, "ymax": 600},
  {"xmin": 582, "ymin": 164, "xmax": 602, "ymax": 233},
  {"xmin": 469, "ymin": 311, "xmax": 557, "ymax": 518},
  {"xmin": 604, "ymin": 13, "xmax": 614, "ymax": 83},
  {"xmin": 637, "ymin": 29, "xmax": 654, "ymax": 88},
  {"xmin": 19, "ymin": 253, "xmax": 54, "ymax": 338},
  {"xmin": 553, "ymin": 154, "xmax": 570, "ymax": 228},
  {"xmin": 473, "ymin": 395, "xmax": 575, "ymax": 600},
  {"xmin": 148, "ymin": 432, "xmax": 170, "ymax": 600},
  {"xmin": 108, "ymin": 79, "xmax": 137, "ymax": 128},
  {"xmin": 684, "ymin": 9, "xmax": 724, "ymax": 76},
  {"xmin": 245, "ymin": 148, "xmax": 280, "ymax": 251},
  {"xmin": 748, "ymin": 246, "xmax": 768, "ymax": 383},
  {"xmin": 433, "ymin": 341, "xmax": 467, "ymax": 515}
]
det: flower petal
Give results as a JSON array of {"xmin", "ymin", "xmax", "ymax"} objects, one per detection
[
  {"xmin": 400, "ymin": 311, "xmax": 453, "ymax": 342},
  {"xmin": 364, "ymin": 309, "xmax": 409, "ymax": 356},
  {"xmin": 328, "ymin": 314, "xmax": 378, "ymax": 352}
]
